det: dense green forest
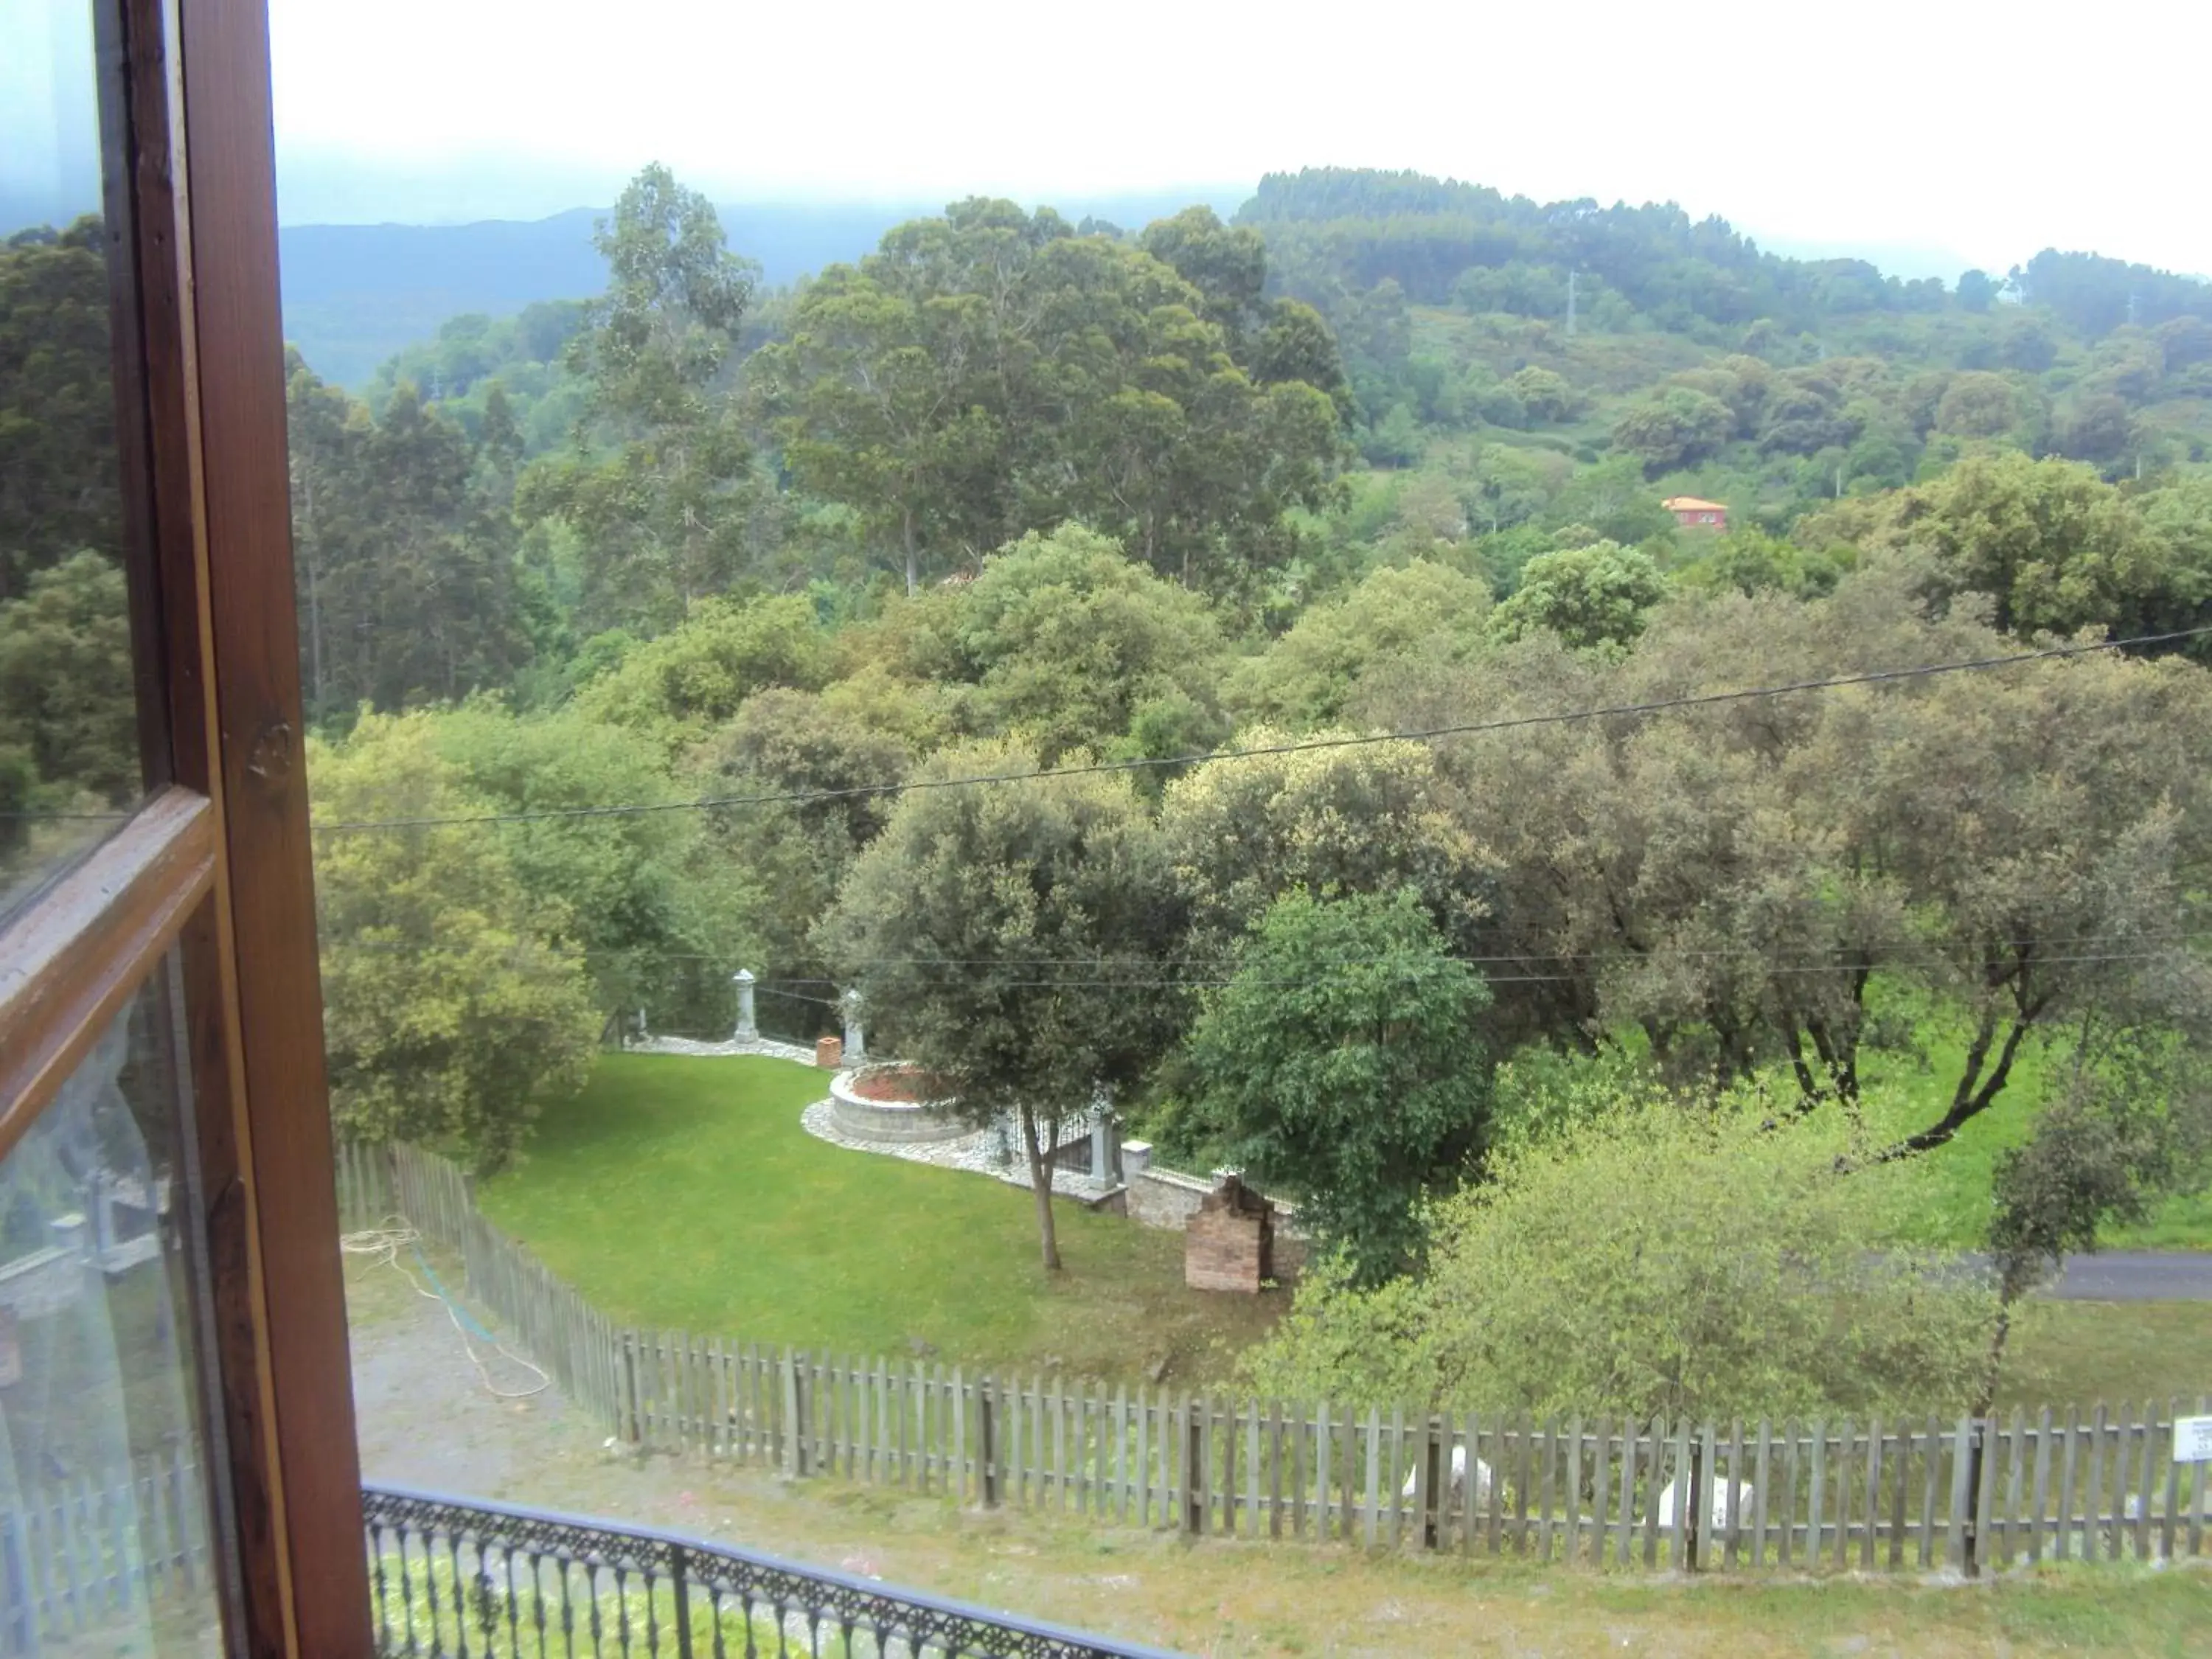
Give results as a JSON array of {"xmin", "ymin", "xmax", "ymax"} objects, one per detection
[
  {"xmin": 264, "ymin": 163, "xmax": 2212, "ymax": 724},
  {"xmin": 8, "ymin": 165, "xmax": 2211, "ymax": 1340}
]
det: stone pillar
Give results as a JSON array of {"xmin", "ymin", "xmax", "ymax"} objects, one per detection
[
  {"xmin": 91, "ymin": 1175, "xmax": 116, "ymax": 1256},
  {"xmin": 1121, "ymin": 1139, "xmax": 1153, "ymax": 1179},
  {"xmin": 841, "ymin": 988, "xmax": 867, "ymax": 1066},
  {"xmin": 1088, "ymin": 1088, "xmax": 1117, "ymax": 1182},
  {"xmin": 732, "ymin": 970, "xmax": 757, "ymax": 1042},
  {"xmin": 50, "ymin": 1212, "xmax": 88, "ymax": 1259}
]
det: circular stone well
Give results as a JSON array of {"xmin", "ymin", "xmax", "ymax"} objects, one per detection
[{"xmin": 828, "ymin": 1062, "xmax": 967, "ymax": 1144}]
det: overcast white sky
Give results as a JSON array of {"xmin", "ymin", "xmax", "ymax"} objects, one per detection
[{"xmin": 13, "ymin": 0, "xmax": 2211, "ymax": 276}]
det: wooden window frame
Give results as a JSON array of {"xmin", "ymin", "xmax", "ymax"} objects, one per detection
[{"xmin": 0, "ymin": 0, "xmax": 372, "ymax": 1653}]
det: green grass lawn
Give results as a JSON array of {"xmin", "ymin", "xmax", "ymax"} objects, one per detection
[
  {"xmin": 473, "ymin": 1053, "xmax": 2208, "ymax": 1411},
  {"xmin": 476, "ymin": 1054, "xmax": 1281, "ymax": 1385},
  {"xmin": 1997, "ymin": 1301, "xmax": 2212, "ymax": 1413}
]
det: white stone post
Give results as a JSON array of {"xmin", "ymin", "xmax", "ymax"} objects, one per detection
[
  {"xmin": 732, "ymin": 970, "xmax": 757, "ymax": 1042},
  {"xmin": 841, "ymin": 988, "xmax": 867, "ymax": 1065},
  {"xmin": 91, "ymin": 1175, "xmax": 116, "ymax": 1256},
  {"xmin": 1089, "ymin": 1085, "xmax": 1116, "ymax": 1182}
]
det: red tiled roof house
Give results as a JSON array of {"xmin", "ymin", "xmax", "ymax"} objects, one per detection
[{"xmin": 1663, "ymin": 495, "xmax": 1728, "ymax": 529}]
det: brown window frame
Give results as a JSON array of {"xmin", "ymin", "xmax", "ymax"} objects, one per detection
[{"xmin": 0, "ymin": 0, "xmax": 372, "ymax": 1652}]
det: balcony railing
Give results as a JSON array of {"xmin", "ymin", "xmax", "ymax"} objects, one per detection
[{"xmin": 361, "ymin": 1483, "xmax": 1181, "ymax": 1658}]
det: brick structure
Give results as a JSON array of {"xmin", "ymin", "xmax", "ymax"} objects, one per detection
[
  {"xmin": 814, "ymin": 1034, "xmax": 844, "ymax": 1069},
  {"xmin": 1184, "ymin": 1174, "xmax": 1273, "ymax": 1293}
]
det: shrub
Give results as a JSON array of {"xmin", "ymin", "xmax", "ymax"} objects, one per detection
[{"xmin": 1243, "ymin": 1093, "xmax": 1994, "ymax": 1420}]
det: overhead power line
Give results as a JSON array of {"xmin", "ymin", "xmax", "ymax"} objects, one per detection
[
  {"xmin": 306, "ymin": 625, "xmax": 2212, "ymax": 835},
  {"xmin": 322, "ymin": 942, "xmax": 2204, "ymax": 990},
  {"xmin": 753, "ymin": 948, "xmax": 2204, "ymax": 992},
  {"xmin": 757, "ymin": 930, "xmax": 2212, "ymax": 972},
  {"xmin": 330, "ymin": 928, "xmax": 2209, "ymax": 969}
]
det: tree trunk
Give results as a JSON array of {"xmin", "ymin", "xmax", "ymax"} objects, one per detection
[
  {"xmin": 902, "ymin": 509, "xmax": 919, "ymax": 598},
  {"xmin": 1018, "ymin": 1104, "xmax": 1062, "ymax": 1271},
  {"xmin": 1974, "ymin": 1295, "xmax": 2014, "ymax": 1419},
  {"xmin": 1806, "ymin": 1015, "xmax": 1860, "ymax": 1107},
  {"xmin": 1782, "ymin": 1022, "xmax": 1822, "ymax": 1106},
  {"xmin": 1975, "ymin": 1259, "xmax": 2039, "ymax": 1417},
  {"xmin": 1874, "ymin": 1001, "xmax": 2043, "ymax": 1162}
]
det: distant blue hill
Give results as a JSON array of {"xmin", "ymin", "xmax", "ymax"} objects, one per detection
[{"xmin": 279, "ymin": 190, "xmax": 1242, "ymax": 388}]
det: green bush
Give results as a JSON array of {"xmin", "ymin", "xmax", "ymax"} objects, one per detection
[{"xmin": 1243, "ymin": 1091, "xmax": 1994, "ymax": 1420}]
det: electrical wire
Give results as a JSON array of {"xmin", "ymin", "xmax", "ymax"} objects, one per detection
[
  {"xmin": 751, "ymin": 950, "xmax": 2206, "ymax": 992},
  {"xmin": 754, "ymin": 931, "xmax": 2212, "ymax": 972},
  {"xmin": 305, "ymin": 625, "xmax": 2212, "ymax": 835},
  {"xmin": 321, "ymin": 931, "xmax": 2212, "ymax": 984}
]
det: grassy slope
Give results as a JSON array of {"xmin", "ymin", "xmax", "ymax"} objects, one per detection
[
  {"xmin": 2002, "ymin": 1301, "xmax": 2212, "ymax": 1412},
  {"xmin": 1857, "ymin": 1020, "xmax": 2212, "ymax": 1250},
  {"xmin": 476, "ymin": 1054, "xmax": 1279, "ymax": 1384},
  {"xmin": 476, "ymin": 1054, "xmax": 2207, "ymax": 1411}
]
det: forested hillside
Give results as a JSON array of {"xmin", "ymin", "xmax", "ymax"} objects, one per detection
[
  {"xmin": 15, "ymin": 162, "xmax": 2212, "ymax": 857},
  {"xmin": 9, "ymin": 164, "xmax": 2211, "ymax": 1293},
  {"xmin": 1238, "ymin": 167, "xmax": 2212, "ymax": 553},
  {"xmin": 244, "ymin": 163, "xmax": 2212, "ymax": 700}
]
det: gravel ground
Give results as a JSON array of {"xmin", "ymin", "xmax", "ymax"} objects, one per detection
[
  {"xmin": 344, "ymin": 1253, "xmax": 1186, "ymax": 1635},
  {"xmin": 627, "ymin": 1034, "xmax": 819, "ymax": 1063},
  {"xmin": 344, "ymin": 1261, "xmax": 2212, "ymax": 1659},
  {"xmin": 349, "ymin": 1253, "xmax": 592, "ymax": 1502},
  {"xmin": 797, "ymin": 1098, "xmax": 1119, "ymax": 1203}
]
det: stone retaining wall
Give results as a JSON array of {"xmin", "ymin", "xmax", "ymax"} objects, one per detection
[
  {"xmin": 1124, "ymin": 1163, "xmax": 1214, "ymax": 1229},
  {"xmin": 1116, "ymin": 1152, "xmax": 1307, "ymax": 1284},
  {"xmin": 825, "ymin": 1069, "xmax": 969, "ymax": 1144}
]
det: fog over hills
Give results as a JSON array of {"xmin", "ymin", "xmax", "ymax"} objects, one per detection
[{"xmin": 276, "ymin": 189, "xmax": 1246, "ymax": 386}]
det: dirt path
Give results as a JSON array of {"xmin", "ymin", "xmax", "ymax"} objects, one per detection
[{"xmin": 344, "ymin": 1255, "xmax": 2207, "ymax": 1658}]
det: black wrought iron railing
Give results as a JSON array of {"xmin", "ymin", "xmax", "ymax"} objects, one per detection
[{"xmin": 361, "ymin": 1484, "xmax": 1182, "ymax": 1659}]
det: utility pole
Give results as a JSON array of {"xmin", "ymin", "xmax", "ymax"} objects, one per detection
[{"xmin": 1565, "ymin": 268, "xmax": 1578, "ymax": 338}]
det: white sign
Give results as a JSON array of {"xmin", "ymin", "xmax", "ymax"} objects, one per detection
[{"xmin": 2176, "ymin": 1416, "xmax": 2212, "ymax": 1463}]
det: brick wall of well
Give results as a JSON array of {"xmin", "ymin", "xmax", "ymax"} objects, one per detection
[{"xmin": 1184, "ymin": 1204, "xmax": 1268, "ymax": 1293}]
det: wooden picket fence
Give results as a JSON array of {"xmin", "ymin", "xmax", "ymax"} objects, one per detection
[
  {"xmin": 335, "ymin": 1141, "xmax": 2212, "ymax": 1574},
  {"xmin": 1, "ymin": 1447, "xmax": 215, "ymax": 1655}
]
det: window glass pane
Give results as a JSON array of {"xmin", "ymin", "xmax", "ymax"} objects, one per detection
[
  {"xmin": 0, "ymin": 957, "xmax": 226, "ymax": 1656},
  {"xmin": 0, "ymin": 0, "xmax": 145, "ymax": 922}
]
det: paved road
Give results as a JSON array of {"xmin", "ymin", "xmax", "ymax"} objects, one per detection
[{"xmin": 2034, "ymin": 1251, "xmax": 2212, "ymax": 1300}]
